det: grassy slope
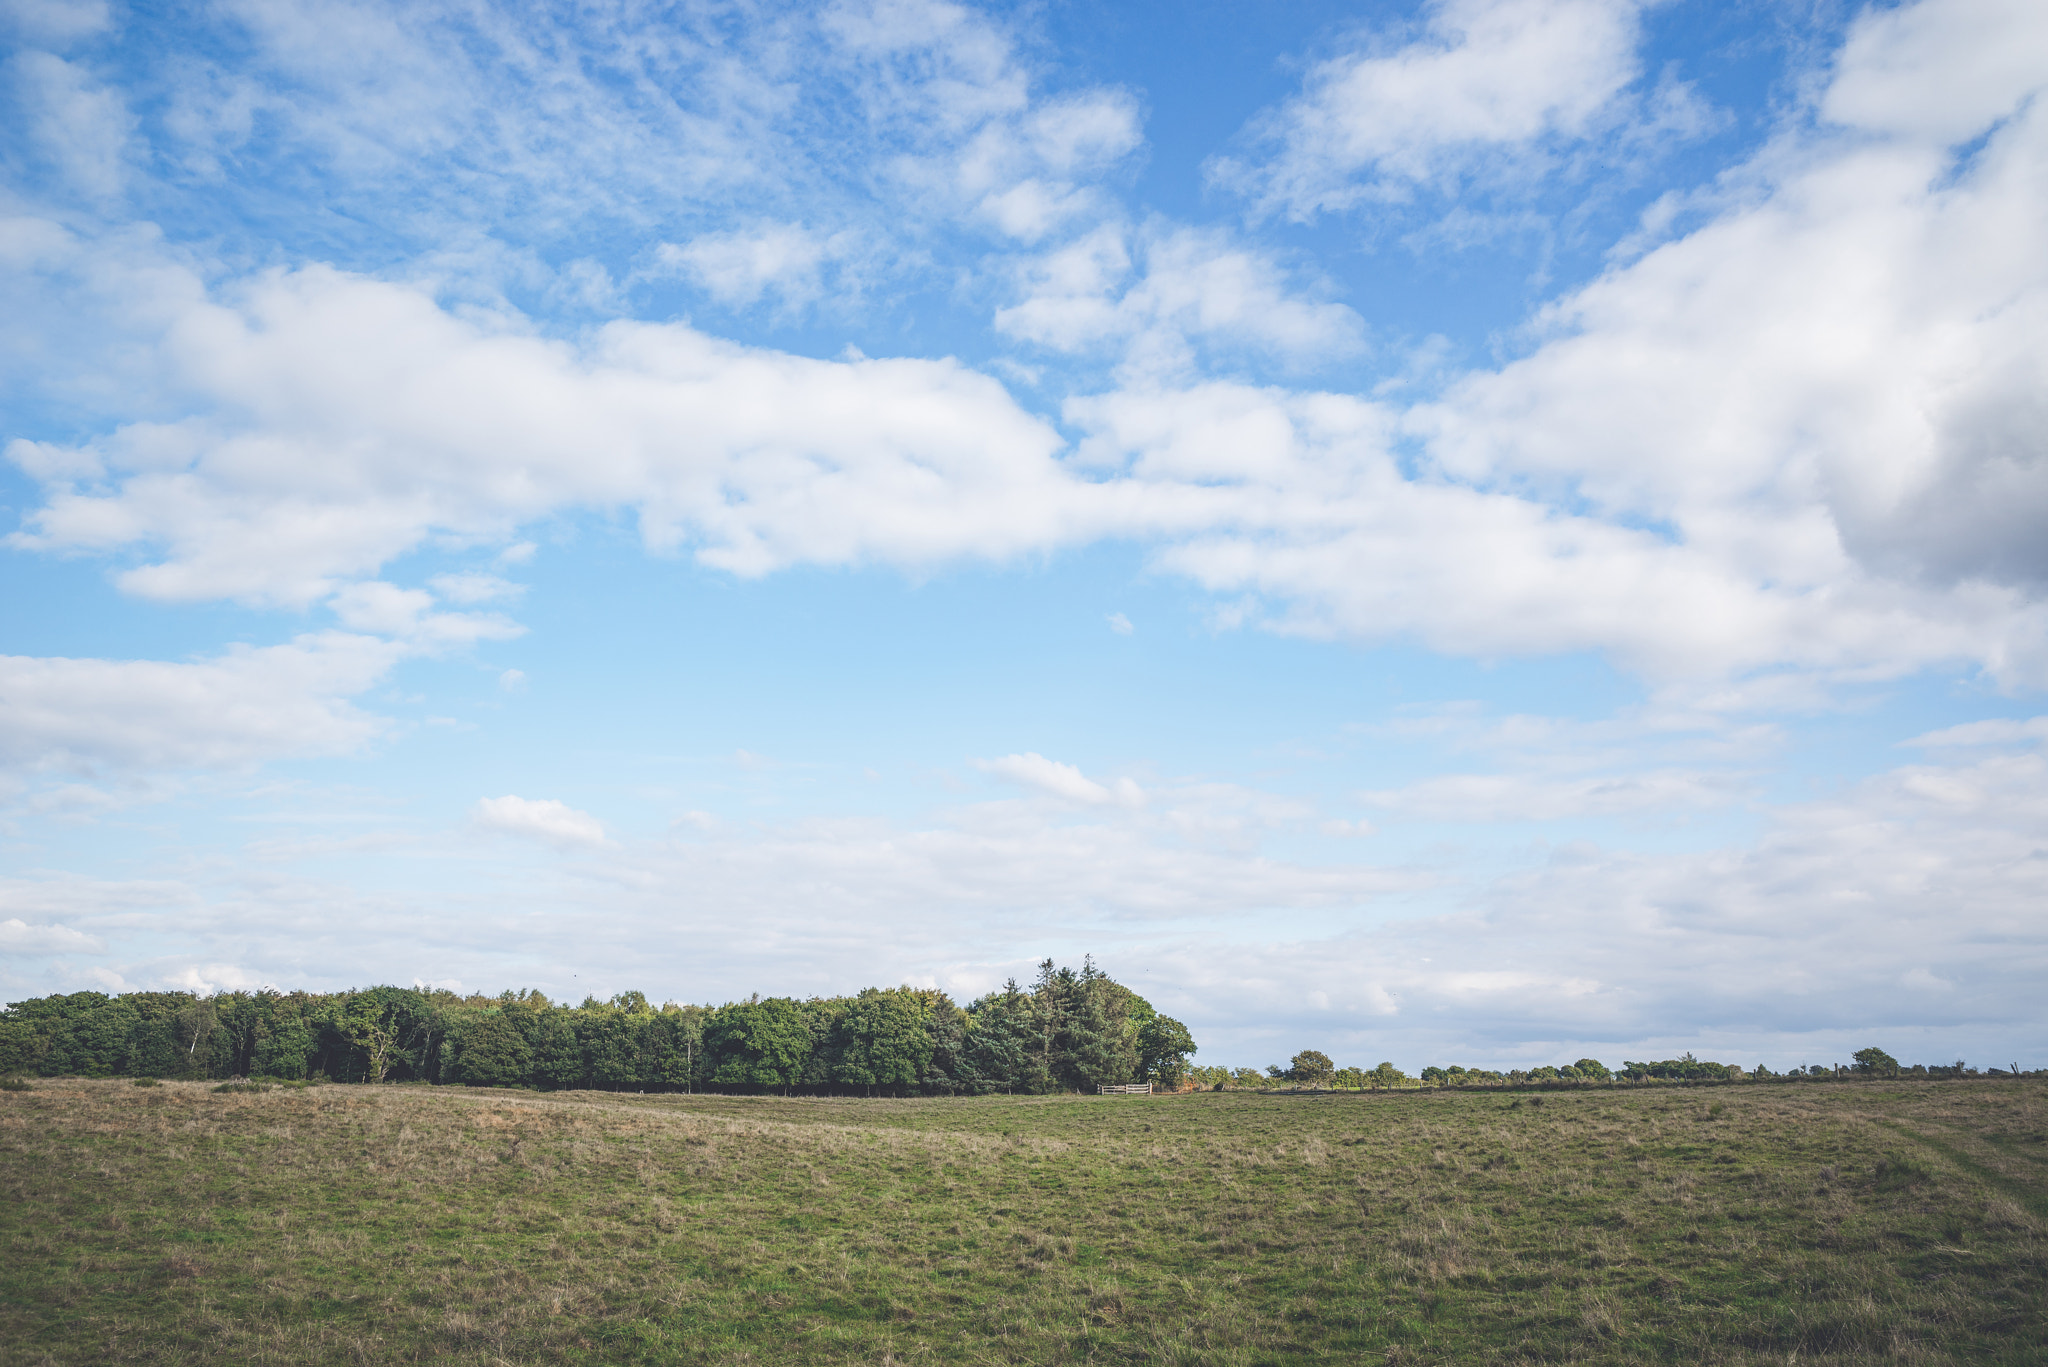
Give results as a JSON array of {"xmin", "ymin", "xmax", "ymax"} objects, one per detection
[{"xmin": 0, "ymin": 1080, "xmax": 2042, "ymax": 1365}]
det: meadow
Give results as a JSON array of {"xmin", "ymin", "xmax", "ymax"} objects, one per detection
[{"xmin": 0, "ymin": 1078, "xmax": 2042, "ymax": 1365}]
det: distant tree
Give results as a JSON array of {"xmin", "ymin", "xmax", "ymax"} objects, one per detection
[
  {"xmin": 707, "ymin": 997, "xmax": 812, "ymax": 1091},
  {"xmin": 647, "ymin": 1005, "xmax": 706, "ymax": 1090},
  {"xmin": 1572, "ymin": 1058, "xmax": 1611, "ymax": 1081},
  {"xmin": 250, "ymin": 992, "xmax": 318, "ymax": 1080},
  {"xmin": 456, "ymin": 1011, "xmax": 534, "ymax": 1087},
  {"xmin": 580, "ymin": 1009, "xmax": 643, "ymax": 1089},
  {"xmin": 532, "ymin": 1010, "xmax": 587, "ymax": 1089},
  {"xmin": 830, "ymin": 990, "xmax": 933, "ymax": 1094},
  {"xmin": 963, "ymin": 982, "xmax": 1034, "ymax": 1093},
  {"xmin": 1289, "ymin": 1050, "xmax": 1335, "ymax": 1088},
  {"xmin": 1370, "ymin": 1061, "xmax": 1405, "ymax": 1090},
  {"xmin": 1138, "ymin": 1016, "xmax": 1197, "ymax": 1087},
  {"xmin": 1060, "ymin": 959, "xmax": 1140, "ymax": 1089},
  {"xmin": 172, "ymin": 997, "xmax": 219, "ymax": 1071},
  {"xmin": 1852, "ymin": 1047, "xmax": 1900, "ymax": 1077}
]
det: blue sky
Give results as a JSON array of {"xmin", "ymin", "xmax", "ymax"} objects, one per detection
[{"xmin": 4, "ymin": 0, "xmax": 2047, "ymax": 1073}]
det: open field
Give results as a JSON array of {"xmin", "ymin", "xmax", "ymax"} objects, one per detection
[{"xmin": 1, "ymin": 1079, "xmax": 2043, "ymax": 1365}]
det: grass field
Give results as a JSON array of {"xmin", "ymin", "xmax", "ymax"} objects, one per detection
[{"xmin": 1, "ymin": 1079, "xmax": 2043, "ymax": 1364}]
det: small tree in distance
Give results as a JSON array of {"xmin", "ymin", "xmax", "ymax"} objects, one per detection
[
  {"xmin": 1853, "ymin": 1047, "xmax": 1900, "ymax": 1077},
  {"xmin": 1289, "ymin": 1050, "xmax": 1335, "ymax": 1088}
]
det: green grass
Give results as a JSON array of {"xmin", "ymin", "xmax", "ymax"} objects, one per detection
[{"xmin": 1, "ymin": 1080, "xmax": 2043, "ymax": 1364}]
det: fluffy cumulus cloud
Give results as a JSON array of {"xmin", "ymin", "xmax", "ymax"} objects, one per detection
[
  {"xmin": 1213, "ymin": 0, "xmax": 1649, "ymax": 217},
  {"xmin": 996, "ymin": 225, "xmax": 1365, "ymax": 377},
  {"xmin": 1415, "ymin": 9, "xmax": 2048, "ymax": 601},
  {"xmin": 11, "ymin": 0, "xmax": 2047, "ymax": 687},
  {"xmin": 0, "ymin": 634, "xmax": 397, "ymax": 774},
  {"xmin": 6, "ymin": 255, "xmax": 1081, "ymax": 604}
]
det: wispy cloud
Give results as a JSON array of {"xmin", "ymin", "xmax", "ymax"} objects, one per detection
[
  {"xmin": 976, "ymin": 752, "xmax": 1145, "ymax": 808},
  {"xmin": 473, "ymin": 795, "xmax": 613, "ymax": 850}
]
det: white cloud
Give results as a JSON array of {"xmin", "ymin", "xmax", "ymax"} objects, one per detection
[
  {"xmin": 497, "ymin": 667, "xmax": 527, "ymax": 693},
  {"xmin": 7, "ymin": 0, "xmax": 2048, "ymax": 706},
  {"xmin": 1358, "ymin": 769, "xmax": 1748, "ymax": 822},
  {"xmin": 0, "ymin": 633, "xmax": 398, "ymax": 774},
  {"xmin": 1216, "ymin": 0, "xmax": 1647, "ymax": 218},
  {"xmin": 1821, "ymin": 0, "xmax": 2048, "ymax": 145},
  {"xmin": 976, "ymin": 752, "xmax": 1145, "ymax": 808},
  {"xmin": 821, "ymin": 0, "xmax": 1141, "ymax": 241},
  {"xmin": 1905, "ymin": 716, "xmax": 2048, "ymax": 748},
  {"xmin": 0, "ymin": 917, "xmax": 104, "ymax": 955},
  {"xmin": 1052, "ymin": 0, "xmax": 2048, "ymax": 685},
  {"xmin": 997, "ymin": 224, "xmax": 1364, "ymax": 377},
  {"xmin": 328, "ymin": 581, "xmax": 523, "ymax": 648},
  {"xmin": 472, "ymin": 795, "xmax": 613, "ymax": 850},
  {"xmin": 7, "ymin": 258, "xmax": 1082, "ymax": 604},
  {"xmin": 428, "ymin": 572, "xmax": 522, "ymax": 604},
  {"xmin": 1106, "ymin": 611, "xmax": 1133, "ymax": 635},
  {"xmin": 9, "ymin": 49, "xmax": 133, "ymax": 201},
  {"xmin": 4, "ymin": 735, "xmax": 2042, "ymax": 1065},
  {"xmin": 1, "ymin": 0, "xmax": 112, "ymax": 46},
  {"xmin": 657, "ymin": 223, "xmax": 848, "ymax": 311},
  {"xmin": 1391, "ymin": 10, "xmax": 2048, "ymax": 621}
]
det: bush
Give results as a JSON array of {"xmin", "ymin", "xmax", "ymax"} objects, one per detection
[
  {"xmin": 213, "ymin": 1080, "xmax": 272, "ymax": 1094},
  {"xmin": 132, "ymin": 1077, "xmax": 159, "ymax": 1087},
  {"xmin": 0, "ymin": 1077, "xmax": 30, "ymax": 1092}
]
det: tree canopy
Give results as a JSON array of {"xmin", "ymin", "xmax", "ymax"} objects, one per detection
[{"xmin": 0, "ymin": 958, "xmax": 1181, "ymax": 1096}]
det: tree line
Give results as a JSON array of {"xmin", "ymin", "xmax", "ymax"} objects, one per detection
[
  {"xmin": 1197, "ymin": 1047, "xmax": 2016, "ymax": 1090},
  {"xmin": 0, "ymin": 958, "xmax": 1199, "ymax": 1095}
]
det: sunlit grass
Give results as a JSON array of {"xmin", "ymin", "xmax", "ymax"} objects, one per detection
[{"xmin": 1, "ymin": 1079, "xmax": 2042, "ymax": 1363}]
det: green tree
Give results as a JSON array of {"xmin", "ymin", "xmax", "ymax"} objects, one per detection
[
  {"xmin": 1137, "ymin": 1015, "xmax": 1197, "ymax": 1087},
  {"xmin": 1052, "ymin": 967, "xmax": 1134, "ymax": 1089},
  {"xmin": 1289, "ymin": 1049, "xmax": 1335, "ymax": 1088},
  {"xmin": 249, "ymin": 993, "xmax": 317, "ymax": 1080},
  {"xmin": 962, "ymin": 983, "xmax": 1033, "ymax": 1093},
  {"xmin": 706, "ymin": 998, "xmax": 812, "ymax": 1090},
  {"xmin": 330, "ymin": 987, "xmax": 433, "ymax": 1082},
  {"xmin": 829, "ymin": 990, "xmax": 932, "ymax": 1094},
  {"xmin": 1572, "ymin": 1057, "xmax": 1612, "ymax": 1080},
  {"xmin": 455, "ymin": 1011, "xmax": 534, "ymax": 1086},
  {"xmin": 580, "ymin": 1009, "xmax": 643, "ymax": 1090},
  {"xmin": 532, "ymin": 1009, "xmax": 587, "ymax": 1089},
  {"xmin": 648, "ymin": 1005, "xmax": 706, "ymax": 1091},
  {"xmin": 1853, "ymin": 1046, "xmax": 1900, "ymax": 1077}
]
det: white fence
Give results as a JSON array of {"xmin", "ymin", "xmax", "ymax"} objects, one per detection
[{"xmin": 1097, "ymin": 1083, "xmax": 1153, "ymax": 1095}]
